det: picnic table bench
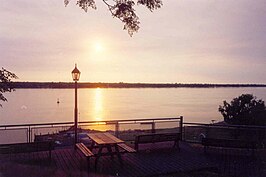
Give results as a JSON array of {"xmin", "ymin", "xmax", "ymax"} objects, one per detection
[
  {"xmin": 0, "ymin": 141, "xmax": 54, "ymax": 160},
  {"xmin": 135, "ymin": 133, "xmax": 181, "ymax": 151},
  {"xmin": 118, "ymin": 143, "xmax": 136, "ymax": 153},
  {"xmin": 76, "ymin": 143, "xmax": 94, "ymax": 172},
  {"xmin": 201, "ymin": 137, "xmax": 260, "ymax": 154}
]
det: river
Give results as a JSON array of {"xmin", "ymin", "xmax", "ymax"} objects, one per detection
[{"xmin": 1, "ymin": 87, "xmax": 266, "ymax": 125}]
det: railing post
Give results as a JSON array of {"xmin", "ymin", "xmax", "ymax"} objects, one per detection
[
  {"xmin": 28, "ymin": 126, "xmax": 31, "ymax": 143},
  {"xmin": 115, "ymin": 122, "xmax": 119, "ymax": 137},
  {"xmin": 206, "ymin": 124, "xmax": 210, "ymax": 138},
  {"xmin": 31, "ymin": 128, "xmax": 33, "ymax": 142},
  {"xmin": 26, "ymin": 128, "xmax": 29, "ymax": 143},
  {"xmin": 151, "ymin": 122, "xmax": 155, "ymax": 133},
  {"xmin": 179, "ymin": 116, "xmax": 183, "ymax": 141}
]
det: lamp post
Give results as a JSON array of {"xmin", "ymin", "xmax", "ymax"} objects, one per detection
[{"xmin": 72, "ymin": 64, "xmax": 81, "ymax": 146}]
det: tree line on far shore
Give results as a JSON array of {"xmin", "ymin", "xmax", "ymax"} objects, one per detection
[{"xmin": 4, "ymin": 82, "xmax": 266, "ymax": 89}]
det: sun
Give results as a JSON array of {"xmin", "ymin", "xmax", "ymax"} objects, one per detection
[{"xmin": 94, "ymin": 42, "xmax": 104, "ymax": 52}]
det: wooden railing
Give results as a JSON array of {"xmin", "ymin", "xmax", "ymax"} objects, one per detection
[
  {"xmin": 1, "ymin": 117, "xmax": 266, "ymax": 145},
  {"xmin": 183, "ymin": 122, "xmax": 266, "ymax": 143},
  {"xmin": 0, "ymin": 117, "xmax": 183, "ymax": 144}
]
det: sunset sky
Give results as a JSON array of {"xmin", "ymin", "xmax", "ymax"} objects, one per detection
[{"xmin": 1, "ymin": 0, "xmax": 266, "ymax": 83}]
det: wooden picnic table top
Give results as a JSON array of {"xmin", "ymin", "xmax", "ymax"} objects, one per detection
[{"xmin": 87, "ymin": 133, "xmax": 124, "ymax": 145}]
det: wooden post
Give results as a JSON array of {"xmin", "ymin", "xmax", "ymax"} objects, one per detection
[
  {"xmin": 151, "ymin": 122, "xmax": 155, "ymax": 133},
  {"xmin": 28, "ymin": 126, "xmax": 31, "ymax": 143},
  {"xmin": 115, "ymin": 122, "xmax": 119, "ymax": 137},
  {"xmin": 179, "ymin": 116, "xmax": 183, "ymax": 141}
]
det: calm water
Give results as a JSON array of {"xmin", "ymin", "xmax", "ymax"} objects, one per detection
[{"xmin": 1, "ymin": 87, "xmax": 266, "ymax": 125}]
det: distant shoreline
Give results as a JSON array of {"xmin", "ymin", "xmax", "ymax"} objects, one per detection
[{"xmin": 7, "ymin": 82, "xmax": 266, "ymax": 89}]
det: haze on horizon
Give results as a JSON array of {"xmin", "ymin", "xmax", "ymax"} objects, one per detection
[{"xmin": 1, "ymin": 0, "xmax": 266, "ymax": 84}]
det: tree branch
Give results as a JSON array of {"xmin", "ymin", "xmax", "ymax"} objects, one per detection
[
  {"xmin": 64, "ymin": 0, "xmax": 162, "ymax": 36},
  {"xmin": 0, "ymin": 68, "xmax": 18, "ymax": 107}
]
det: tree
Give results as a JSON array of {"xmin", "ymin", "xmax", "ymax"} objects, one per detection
[
  {"xmin": 0, "ymin": 68, "xmax": 18, "ymax": 107},
  {"xmin": 64, "ymin": 0, "xmax": 163, "ymax": 36},
  {"xmin": 218, "ymin": 94, "xmax": 266, "ymax": 125}
]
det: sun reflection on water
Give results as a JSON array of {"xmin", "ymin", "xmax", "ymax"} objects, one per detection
[{"xmin": 94, "ymin": 88, "xmax": 104, "ymax": 121}]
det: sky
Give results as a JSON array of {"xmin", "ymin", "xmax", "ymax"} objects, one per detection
[{"xmin": 1, "ymin": 0, "xmax": 266, "ymax": 84}]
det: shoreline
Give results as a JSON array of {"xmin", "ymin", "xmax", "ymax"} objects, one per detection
[{"xmin": 7, "ymin": 82, "xmax": 266, "ymax": 89}]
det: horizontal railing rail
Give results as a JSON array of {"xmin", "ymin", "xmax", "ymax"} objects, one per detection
[
  {"xmin": 184, "ymin": 122, "xmax": 266, "ymax": 129},
  {"xmin": 0, "ymin": 117, "xmax": 182, "ymax": 128}
]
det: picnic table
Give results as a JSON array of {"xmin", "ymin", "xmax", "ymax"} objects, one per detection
[{"xmin": 87, "ymin": 132, "xmax": 135, "ymax": 170}]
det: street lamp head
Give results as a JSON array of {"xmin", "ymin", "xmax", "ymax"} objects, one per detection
[{"xmin": 71, "ymin": 64, "xmax": 81, "ymax": 81}]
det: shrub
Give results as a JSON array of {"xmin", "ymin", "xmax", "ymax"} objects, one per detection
[{"xmin": 218, "ymin": 94, "xmax": 266, "ymax": 125}]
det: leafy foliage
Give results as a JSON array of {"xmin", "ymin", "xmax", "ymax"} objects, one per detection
[
  {"xmin": 64, "ymin": 0, "xmax": 163, "ymax": 36},
  {"xmin": 218, "ymin": 94, "xmax": 266, "ymax": 125},
  {"xmin": 0, "ymin": 68, "xmax": 18, "ymax": 107}
]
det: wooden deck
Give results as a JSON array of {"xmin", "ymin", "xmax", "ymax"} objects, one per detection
[{"xmin": 0, "ymin": 142, "xmax": 265, "ymax": 177}]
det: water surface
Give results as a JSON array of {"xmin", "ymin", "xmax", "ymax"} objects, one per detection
[{"xmin": 1, "ymin": 87, "xmax": 266, "ymax": 125}]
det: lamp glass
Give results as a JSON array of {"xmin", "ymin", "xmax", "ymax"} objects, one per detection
[
  {"xmin": 72, "ymin": 72, "xmax": 80, "ymax": 81},
  {"xmin": 71, "ymin": 65, "xmax": 81, "ymax": 81}
]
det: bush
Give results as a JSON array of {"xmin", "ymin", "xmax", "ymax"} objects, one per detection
[{"xmin": 218, "ymin": 94, "xmax": 266, "ymax": 125}]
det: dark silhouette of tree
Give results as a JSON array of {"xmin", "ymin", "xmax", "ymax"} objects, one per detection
[
  {"xmin": 0, "ymin": 68, "xmax": 18, "ymax": 107},
  {"xmin": 64, "ymin": 0, "xmax": 163, "ymax": 36},
  {"xmin": 219, "ymin": 94, "xmax": 266, "ymax": 125}
]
